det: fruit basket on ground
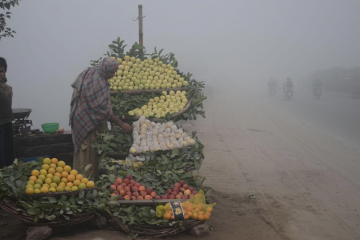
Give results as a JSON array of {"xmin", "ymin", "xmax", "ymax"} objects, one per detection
[{"xmin": 0, "ymin": 159, "xmax": 113, "ymax": 227}]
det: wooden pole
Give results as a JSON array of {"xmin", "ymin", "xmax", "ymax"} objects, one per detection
[{"xmin": 138, "ymin": 5, "xmax": 143, "ymax": 47}]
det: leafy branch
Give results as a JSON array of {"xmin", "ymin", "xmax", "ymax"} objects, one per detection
[{"xmin": 0, "ymin": 0, "xmax": 19, "ymax": 39}]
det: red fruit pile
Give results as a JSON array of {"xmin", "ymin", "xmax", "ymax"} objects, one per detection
[
  {"xmin": 109, "ymin": 175, "xmax": 160, "ymax": 200},
  {"xmin": 160, "ymin": 180, "xmax": 197, "ymax": 200}
]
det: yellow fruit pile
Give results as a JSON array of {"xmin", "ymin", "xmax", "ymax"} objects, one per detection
[
  {"xmin": 128, "ymin": 90, "xmax": 188, "ymax": 118},
  {"xmin": 25, "ymin": 158, "xmax": 94, "ymax": 195},
  {"xmin": 109, "ymin": 56, "xmax": 189, "ymax": 91}
]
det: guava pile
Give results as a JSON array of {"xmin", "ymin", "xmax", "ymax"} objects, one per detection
[
  {"xmin": 130, "ymin": 116, "xmax": 195, "ymax": 154},
  {"xmin": 128, "ymin": 90, "xmax": 188, "ymax": 118},
  {"xmin": 110, "ymin": 56, "xmax": 189, "ymax": 90}
]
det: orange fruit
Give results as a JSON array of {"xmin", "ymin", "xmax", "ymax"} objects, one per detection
[
  {"xmin": 73, "ymin": 180, "xmax": 80, "ymax": 186},
  {"xmin": 198, "ymin": 215, "xmax": 205, "ymax": 221},
  {"xmin": 198, "ymin": 204, "xmax": 203, "ymax": 210},
  {"xmin": 48, "ymin": 168, "xmax": 55, "ymax": 174},
  {"xmin": 29, "ymin": 176, "xmax": 37, "ymax": 181},
  {"xmin": 61, "ymin": 178, "xmax": 68, "ymax": 183},
  {"xmin": 194, "ymin": 208, "xmax": 200, "ymax": 213},
  {"xmin": 51, "ymin": 158, "xmax": 58, "ymax": 164},
  {"xmin": 64, "ymin": 165, "xmax": 71, "ymax": 173},
  {"xmin": 46, "ymin": 173, "xmax": 53, "ymax": 179},
  {"xmin": 56, "ymin": 167, "xmax": 63, "ymax": 173},
  {"xmin": 57, "ymin": 161, "xmax": 66, "ymax": 167},
  {"xmin": 66, "ymin": 182, "xmax": 73, "ymax": 188},
  {"xmin": 45, "ymin": 178, "xmax": 52, "ymax": 185},
  {"xmin": 205, "ymin": 212, "xmax": 211, "ymax": 217},
  {"xmin": 187, "ymin": 207, "xmax": 192, "ymax": 212},
  {"xmin": 185, "ymin": 215, "xmax": 189, "ymax": 220},
  {"xmin": 206, "ymin": 207, "xmax": 212, "ymax": 213},
  {"xmin": 76, "ymin": 174, "xmax": 83, "ymax": 181},
  {"xmin": 54, "ymin": 172, "xmax": 62, "ymax": 178},
  {"xmin": 67, "ymin": 175, "xmax": 75, "ymax": 182},
  {"xmin": 49, "ymin": 163, "xmax": 57, "ymax": 169},
  {"xmin": 187, "ymin": 212, "xmax": 193, "ymax": 217},
  {"xmin": 183, "ymin": 210, "xmax": 187, "ymax": 215},
  {"xmin": 61, "ymin": 171, "xmax": 69, "ymax": 178},
  {"xmin": 31, "ymin": 170, "xmax": 40, "ymax": 177},
  {"xmin": 70, "ymin": 170, "xmax": 78, "ymax": 176},
  {"xmin": 192, "ymin": 213, "xmax": 198, "ymax": 220},
  {"xmin": 204, "ymin": 215, "xmax": 209, "ymax": 221},
  {"xmin": 86, "ymin": 181, "xmax": 95, "ymax": 188},
  {"xmin": 163, "ymin": 213, "xmax": 171, "ymax": 220},
  {"xmin": 42, "ymin": 164, "xmax": 50, "ymax": 171},
  {"xmin": 81, "ymin": 178, "xmax": 88, "ymax": 184},
  {"xmin": 58, "ymin": 182, "xmax": 66, "ymax": 188},
  {"xmin": 198, "ymin": 211, "xmax": 204, "ymax": 216}
]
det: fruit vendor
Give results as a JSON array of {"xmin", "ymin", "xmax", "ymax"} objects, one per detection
[
  {"xmin": 69, "ymin": 57, "xmax": 132, "ymax": 176},
  {"xmin": 0, "ymin": 57, "xmax": 15, "ymax": 170}
]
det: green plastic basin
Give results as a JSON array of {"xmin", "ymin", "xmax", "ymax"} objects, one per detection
[{"xmin": 41, "ymin": 123, "xmax": 59, "ymax": 133}]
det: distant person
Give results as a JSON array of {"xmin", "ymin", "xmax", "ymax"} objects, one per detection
[
  {"xmin": 284, "ymin": 78, "xmax": 294, "ymax": 93},
  {"xmin": 0, "ymin": 57, "xmax": 12, "ymax": 105},
  {"xmin": 69, "ymin": 57, "xmax": 132, "ymax": 177},
  {"xmin": 267, "ymin": 78, "xmax": 276, "ymax": 94},
  {"xmin": 312, "ymin": 78, "xmax": 322, "ymax": 96}
]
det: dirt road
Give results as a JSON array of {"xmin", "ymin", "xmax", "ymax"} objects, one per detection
[{"xmin": 4, "ymin": 84, "xmax": 360, "ymax": 240}]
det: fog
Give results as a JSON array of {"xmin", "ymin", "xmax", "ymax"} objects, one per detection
[{"xmin": 1, "ymin": 0, "xmax": 360, "ymax": 130}]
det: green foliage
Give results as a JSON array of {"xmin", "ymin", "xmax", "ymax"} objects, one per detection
[
  {"xmin": 0, "ymin": 0, "xmax": 19, "ymax": 39},
  {"xmin": 150, "ymin": 47, "xmax": 178, "ymax": 68},
  {"xmin": 90, "ymin": 126, "xmax": 133, "ymax": 155}
]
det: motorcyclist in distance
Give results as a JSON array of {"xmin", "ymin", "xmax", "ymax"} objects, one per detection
[
  {"xmin": 313, "ymin": 78, "xmax": 322, "ymax": 96},
  {"xmin": 267, "ymin": 78, "xmax": 276, "ymax": 94},
  {"xmin": 284, "ymin": 78, "xmax": 294, "ymax": 93}
]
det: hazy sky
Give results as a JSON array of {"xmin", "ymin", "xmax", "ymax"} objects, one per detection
[{"xmin": 1, "ymin": 0, "xmax": 360, "ymax": 129}]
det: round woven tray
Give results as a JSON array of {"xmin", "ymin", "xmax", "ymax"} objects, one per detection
[
  {"xmin": 0, "ymin": 201, "xmax": 94, "ymax": 227},
  {"xmin": 110, "ymin": 87, "xmax": 191, "ymax": 95},
  {"xmin": 28, "ymin": 187, "xmax": 101, "ymax": 200},
  {"xmin": 128, "ymin": 220, "xmax": 204, "ymax": 237}
]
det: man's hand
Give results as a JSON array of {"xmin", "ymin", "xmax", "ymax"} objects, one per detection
[
  {"xmin": 120, "ymin": 122, "xmax": 133, "ymax": 133},
  {"xmin": 0, "ymin": 75, "xmax": 7, "ymax": 83}
]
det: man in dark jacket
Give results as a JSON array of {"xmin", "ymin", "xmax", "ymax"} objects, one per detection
[{"xmin": 0, "ymin": 88, "xmax": 14, "ymax": 169}]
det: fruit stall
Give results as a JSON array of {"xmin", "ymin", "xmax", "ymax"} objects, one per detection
[{"xmin": 0, "ymin": 37, "xmax": 212, "ymax": 238}]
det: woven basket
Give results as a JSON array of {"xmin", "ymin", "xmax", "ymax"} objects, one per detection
[
  {"xmin": 108, "ymin": 216, "xmax": 203, "ymax": 238},
  {"xmin": 0, "ymin": 201, "xmax": 94, "ymax": 227}
]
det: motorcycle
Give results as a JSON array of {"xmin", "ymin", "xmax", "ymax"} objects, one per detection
[
  {"xmin": 314, "ymin": 87, "xmax": 321, "ymax": 99},
  {"xmin": 269, "ymin": 86, "xmax": 276, "ymax": 96},
  {"xmin": 285, "ymin": 88, "xmax": 293, "ymax": 100}
]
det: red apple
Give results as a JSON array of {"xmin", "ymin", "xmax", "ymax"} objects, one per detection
[
  {"xmin": 131, "ymin": 196, "xmax": 136, "ymax": 200},
  {"xmin": 173, "ymin": 187, "xmax": 179, "ymax": 192},
  {"xmin": 189, "ymin": 187, "xmax": 195, "ymax": 192},
  {"xmin": 150, "ymin": 192, "xmax": 157, "ymax": 198},
  {"xmin": 178, "ymin": 192, "xmax": 183, "ymax": 196},
  {"xmin": 183, "ymin": 184, "xmax": 189, "ymax": 189},
  {"xmin": 181, "ymin": 195, "xmax": 188, "ymax": 199},
  {"xmin": 117, "ymin": 186, "xmax": 122, "ymax": 192},
  {"xmin": 130, "ymin": 179, "xmax": 136, "ymax": 184},
  {"xmin": 128, "ymin": 184, "xmax": 133, "ymax": 189},
  {"xmin": 120, "ymin": 190, "xmax": 126, "ymax": 196},
  {"xmin": 139, "ymin": 186, "xmax": 146, "ymax": 192},
  {"xmin": 132, "ymin": 191, "xmax": 139, "ymax": 197},
  {"xmin": 174, "ymin": 183, "xmax": 181, "ymax": 189},
  {"xmin": 176, "ymin": 195, "xmax": 182, "ymax": 199},
  {"xmin": 146, "ymin": 188, "xmax": 153, "ymax": 195},
  {"xmin": 113, "ymin": 190, "xmax": 119, "ymax": 195},
  {"xmin": 123, "ymin": 179, "xmax": 130, "ymax": 184},
  {"xmin": 137, "ymin": 196, "xmax": 144, "ymax": 200},
  {"xmin": 126, "ymin": 192, "xmax": 132, "ymax": 197},
  {"xmin": 161, "ymin": 195, "xmax": 168, "ymax": 199},
  {"xmin": 169, "ymin": 195, "xmax": 175, "ymax": 199},
  {"xmin": 110, "ymin": 185, "xmax": 116, "ymax": 190},
  {"xmin": 180, "ymin": 187, "xmax": 185, "ymax": 192},
  {"xmin": 155, "ymin": 196, "xmax": 161, "ymax": 199},
  {"xmin": 132, "ymin": 186, "xmax": 138, "ymax": 192},
  {"xmin": 120, "ymin": 183, "xmax": 127, "ymax": 188},
  {"xmin": 126, "ymin": 175, "xmax": 133, "ymax": 180},
  {"xmin": 191, "ymin": 191, "xmax": 197, "ymax": 195},
  {"xmin": 140, "ymin": 191, "xmax": 147, "ymax": 197},
  {"xmin": 124, "ymin": 187, "xmax": 130, "ymax": 192},
  {"xmin": 124, "ymin": 195, "xmax": 131, "ymax": 200},
  {"xmin": 114, "ymin": 182, "xmax": 119, "ymax": 187},
  {"xmin": 179, "ymin": 180, "xmax": 185, "ymax": 185},
  {"xmin": 165, "ymin": 193, "xmax": 170, "ymax": 196},
  {"xmin": 167, "ymin": 189, "xmax": 172, "ymax": 194},
  {"xmin": 145, "ymin": 195, "xmax": 152, "ymax": 200},
  {"xmin": 171, "ymin": 192, "xmax": 177, "ymax": 196},
  {"xmin": 135, "ymin": 183, "xmax": 141, "ymax": 188},
  {"xmin": 116, "ymin": 178, "xmax": 123, "ymax": 184}
]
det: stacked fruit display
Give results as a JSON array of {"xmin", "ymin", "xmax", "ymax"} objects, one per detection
[
  {"xmin": 110, "ymin": 175, "xmax": 160, "ymax": 200},
  {"xmin": 109, "ymin": 56, "xmax": 189, "ymax": 91},
  {"xmin": 161, "ymin": 201, "xmax": 213, "ymax": 221},
  {"xmin": 109, "ymin": 175, "xmax": 197, "ymax": 201},
  {"xmin": 25, "ymin": 158, "xmax": 94, "ymax": 194},
  {"xmin": 129, "ymin": 116, "xmax": 196, "ymax": 154},
  {"xmin": 128, "ymin": 90, "xmax": 189, "ymax": 118}
]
